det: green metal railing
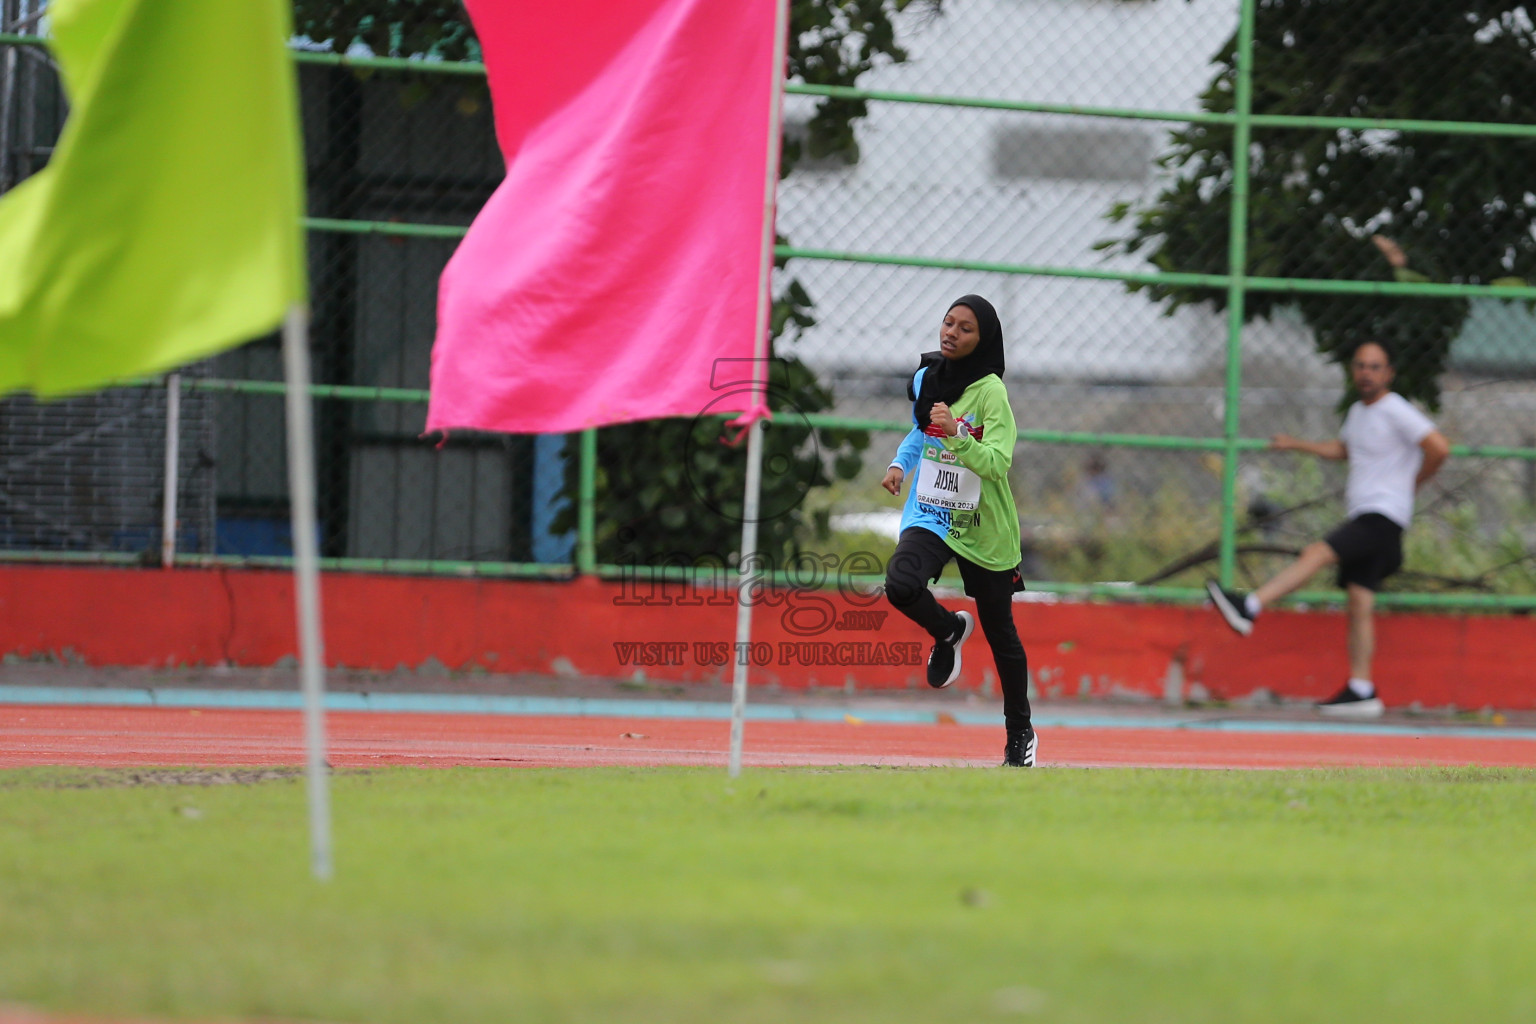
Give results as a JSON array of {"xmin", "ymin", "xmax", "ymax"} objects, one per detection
[
  {"xmin": 0, "ymin": 367, "xmax": 1530, "ymax": 607},
  {"xmin": 5, "ymin": 18, "xmax": 1535, "ymax": 611},
  {"xmin": 295, "ymin": 218, "xmax": 1536, "ymax": 302},
  {"xmin": 1220, "ymin": 1, "xmax": 1256, "ymax": 589},
  {"xmin": 169, "ymin": 378, "xmax": 1534, "ymax": 610}
]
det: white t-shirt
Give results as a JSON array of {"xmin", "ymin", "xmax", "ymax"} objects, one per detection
[{"xmin": 1339, "ymin": 392, "xmax": 1436, "ymax": 528}]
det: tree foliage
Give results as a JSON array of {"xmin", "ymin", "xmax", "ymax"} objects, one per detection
[
  {"xmin": 784, "ymin": 0, "xmax": 938, "ymax": 170},
  {"xmin": 549, "ymin": 357, "xmax": 872, "ymax": 567},
  {"xmin": 292, "ymin": 0, "xmax": 938, "ymax": 563},
  {"xmin": 1103, "ymin": 1, "xmax": 1536, "ymax": 408},
  {"xmin": 292, "ymin": 1, "xmax": 480, "ymax": 62}
]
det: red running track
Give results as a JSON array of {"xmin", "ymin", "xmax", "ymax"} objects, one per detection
[{"xmin": 4, "ymin": 705, "xmax": 1536, "ymax": 770}]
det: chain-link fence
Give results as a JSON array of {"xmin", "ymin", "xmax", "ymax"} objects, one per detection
[{"xmin": 3, "ymin": 0, "xmax": 1534, "ymax": 605}]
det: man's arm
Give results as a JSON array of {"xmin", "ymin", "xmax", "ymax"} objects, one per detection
[
  {"xmin": 1271, "ymin": 433, "xmax": 1347, "ymax": 460},
  {"xmin": 1416, "ymin": 429, "xmax": 1450, "ymax": 489}
]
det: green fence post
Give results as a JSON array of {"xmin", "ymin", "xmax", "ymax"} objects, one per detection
[
  {"xmin": 577, "ymin": 428, "xmax": 597, "ymax": 575},
  {"xmin": 1218, "ymin": 0, "xmax": 1258, "ymax": 588}
]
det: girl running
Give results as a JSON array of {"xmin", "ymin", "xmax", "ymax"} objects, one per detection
[{"xmin": 881, "ymin": 295, "xmax": 1035, "ymax": 767}]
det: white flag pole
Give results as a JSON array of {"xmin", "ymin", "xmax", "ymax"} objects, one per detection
[
  {"xmin": 728, "ymin": 0, "xmax": 790, "ymax": 778},
  {"xmin": 160, "ymin": 372, "xmax": 181, "ymax": 568},
  {"xmin": 728, "ymin": 418, "xmax": 765, "ymax": 778},
  {"xmin": 281, "ymin": 303, "xmax": 333, "ymax": 880}
]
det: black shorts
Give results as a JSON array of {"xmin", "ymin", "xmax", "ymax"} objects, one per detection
[{"xmin": 1324, "ymin": 513, "xmax": 1403, "ymax": 592}]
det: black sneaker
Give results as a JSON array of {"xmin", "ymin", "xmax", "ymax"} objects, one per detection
[
  {"xmin": 1317, "ymin": 684, "xmax": 1384, "ymax": 718},
  {"xmin": 1002, "ymin": 726, "xmax": 1037, "ymax": 767},
  {"xmin": 925, "ymin": 610, "xmax": 975, "ymax": 689},
  {"xmin": 1205, "ymin": 579, "xmax": 1255, "ymax": 637}
]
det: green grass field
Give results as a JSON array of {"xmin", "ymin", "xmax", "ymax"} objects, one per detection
[{"xmin": 3, "ymin": 765, "xmax": 1535, "ymax": 1023}]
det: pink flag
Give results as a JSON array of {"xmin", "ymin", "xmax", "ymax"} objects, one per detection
[{"xmin": 427, "ymin": 0, "xmax": 780, "ymax": 435}]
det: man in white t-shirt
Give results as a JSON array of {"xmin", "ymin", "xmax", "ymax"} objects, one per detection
[{"xmin": 1205, "ymin": 341, "xmax": 1451, "ymax": 717}]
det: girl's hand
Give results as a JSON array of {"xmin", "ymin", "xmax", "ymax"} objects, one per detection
[
  {"xmin": 928, "ymin": 402, "xmax": 958, "ymax": 437},
  {"xmin": 881, "ymin": 466, "xmax": 905, "ymax": 495}
]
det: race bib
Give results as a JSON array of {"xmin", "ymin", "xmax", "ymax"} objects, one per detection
[{"xmin": 915, "ymin": 444, "xmax": 981, "ymax": 511}]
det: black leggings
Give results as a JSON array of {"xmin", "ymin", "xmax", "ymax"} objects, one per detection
[{"xmin": 884, "ymin": 527, "xmax": 1032, "ymax": 731}]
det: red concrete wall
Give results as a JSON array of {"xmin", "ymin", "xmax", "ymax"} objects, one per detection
[{"xmin": 1, "ymin": 565, "xmax": 1532, "ymax": 710}]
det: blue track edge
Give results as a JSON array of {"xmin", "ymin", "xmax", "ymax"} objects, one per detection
[{"xmin": 3, "ymin": 685, "xmax": 1536, "ymax": 741}]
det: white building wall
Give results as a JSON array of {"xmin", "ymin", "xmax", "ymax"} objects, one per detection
[{"xmin": 775, "ymin": 0, "xmax": 1329, "ymax": 387}]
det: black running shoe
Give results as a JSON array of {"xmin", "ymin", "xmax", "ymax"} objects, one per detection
[
  {"xmin": 1205, "ymin": 579, "xmax": 1255, "ymax": 637},
  {"xmin": 1002, "ymin": 726, "xmax": 1037, "ymax": 767},
  {"xmin": 1317, "ymin": 683, "xmax": 1384, "ymax": 718},
  {"xmin": 925, "ymin": 610, "xmax": 975, "ymax": 689}
]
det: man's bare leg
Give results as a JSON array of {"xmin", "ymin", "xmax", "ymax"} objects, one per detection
[
  {"xmin": 1317, "ymin": 582, "xmax": 1385, "ymax": 716},
  {"xmin": 1252, "ymin": 541, "xmax": 1339, "ymax": 611},
  {"xmin": 1346, "ymin": 584, "xmax": 1375, "ymax": 683},
  {"xmin": 1207, "ymin": 540, "xmax": 1340, "ymax": 636}
]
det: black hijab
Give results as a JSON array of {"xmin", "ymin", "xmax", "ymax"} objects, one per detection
[{"xmin": 910, "ymin": 294, "xmax": 1005, "ymax": 429}]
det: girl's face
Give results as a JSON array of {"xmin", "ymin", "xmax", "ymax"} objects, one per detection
[{"xmin": 939, "ymin": 305, "xmax": 980, "ymax": 360}]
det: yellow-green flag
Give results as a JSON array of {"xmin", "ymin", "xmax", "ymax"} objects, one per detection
[{"xmin": 0, "ymin": 0, "xmax": 305, "ymax": 396}]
